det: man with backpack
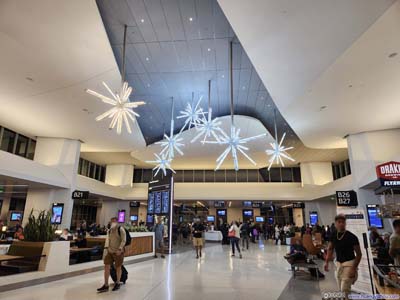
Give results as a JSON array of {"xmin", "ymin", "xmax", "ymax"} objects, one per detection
[{"xmin": 97, "ymin": 217, "xmax": 127, "ymax": 293}]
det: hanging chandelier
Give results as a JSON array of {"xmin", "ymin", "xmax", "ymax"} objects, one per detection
[
  {"xmin": 146, "ymin": 152, "xmax": 175, "ymax": 177},
  {"xmin": 86, "ymin": 25, "xmax": 144, "ymax": 135},
  {"xmin": 265, "ymin": 109, "xmax": 295, "ymax": 170},
  {"xmin": 177, "ymin": 93, "xmax": 204, "ymax": 133},
  {"xmin": 204, "ymin": 41, "xmax": 265, "ymax": 171},
  {"xmin": 191, "ymin": 80, "xmax": 224, "ymax": 144},
  {"xmin": 155, "ymin": 97, "xmax": 185, "ymax": 160}
]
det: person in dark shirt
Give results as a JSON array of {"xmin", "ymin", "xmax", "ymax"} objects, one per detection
[
  {"xmin": 192, "ymin": 219, "xmax": 205, "ymax": 259},
  {"xmin": 324, "ymin": 214, "xmax": 361, "ymax": 298}
]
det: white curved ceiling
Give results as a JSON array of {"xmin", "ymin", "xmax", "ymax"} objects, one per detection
[
  {"xmin": 217, "ymin": 0, "xmax": 399, "ymax": 148},
  {"xmin": 0, "ymin": 0, "xmax": 146, "ymax": 152}
]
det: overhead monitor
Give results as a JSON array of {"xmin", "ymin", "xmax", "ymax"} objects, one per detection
[
  {"xmin": 309, "ymin": 212, "xmax": 318, "ymax": 226},
  {"xmin": 217, "ymin": 210, "xmax": 226, "ymax": 216},
  {"xmin": 255, "ymin": 216, "xmax": 265, "ymax": 223},
  {"xmin": 130, "ymin": 215, "xmax": 138, "ymax": 222},
  {"xmin": 242, "ymin": 201, "xmax": 252, "ymax": 207},
  {"xmin": 10, "ymin": 212, "xmax": 23, "ymax": 222},
  {"xmin": 117, "ymin": 210, "xmax": 126, "ymax": 223},
  {"xmin": 243, "ymin": 209, "xmax": 253, "ymax": 217},
  {"xmin": 214, "ymin": 201, "xmax": 225, "ymax": 208},
  {"xmin": 51, "ymin": 203, "xmax": 64, "ymax": 225},
  {"xmin": 146, "ymin": 215, "xmax": 154, "ymax": 224},
  {"xmin": 367, "ymin": 205, "xmax": 384, "ymax": 229},
  {"xmin": 207, "ymin": 216, "xmax": 215, "ymax": 222}
]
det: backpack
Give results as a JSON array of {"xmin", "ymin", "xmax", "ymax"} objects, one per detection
[{"xmin": 117, "ymin": 226, "xmax": 132, "ymax": 246}]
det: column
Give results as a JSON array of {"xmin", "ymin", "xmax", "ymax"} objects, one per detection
[
  {"xmin": 344, "ymin": 128, "xmax": 400, "ymax": 293},
  {"xmin": 24, "ymin": 138, "xmax": 81, "ymax": 228},
  {"xmin": 300, "ymin": 162, "xmax": 334, "ymax": 186},
  {"xmin": 105, "ymin": 164, "xmax": 134, "ymax": 187}
]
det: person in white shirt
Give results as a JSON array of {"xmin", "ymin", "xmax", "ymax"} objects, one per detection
[
  {"xmin": 229, "ymin": 221, "xmax": 242, "ymax": 258},
  {"xmin": 60, "ymin": 228, "xmax": 71, "ymax": 241}
]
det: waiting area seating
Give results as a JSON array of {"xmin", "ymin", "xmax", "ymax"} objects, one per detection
[{"xmin": 0, "ymin": 242, "xmax": 45, "ymax": 275}]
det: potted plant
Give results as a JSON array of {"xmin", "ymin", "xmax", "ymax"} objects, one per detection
[
  {"xmin": 24, "ymin": 209, "xmax": 56, "ymax": 243},
  {"xmin": 13, "ymin": 210, "xmax": 70, "ymax": 273}
]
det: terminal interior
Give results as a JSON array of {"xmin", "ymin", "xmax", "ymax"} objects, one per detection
[{"xmin": 0, "ymin": 0, "xmax": 400, "ymax": 299}]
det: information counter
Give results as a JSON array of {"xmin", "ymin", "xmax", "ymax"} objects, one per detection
[
  {"xmin": 89, "ymin": 232, "xmax": 154, "ymax": 257},
  {"xmin": 204, "ymin": 231, "xmax": 223, "ymax": 242}
]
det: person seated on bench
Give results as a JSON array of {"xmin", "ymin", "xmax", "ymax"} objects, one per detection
[
  {"xmin": 284, "ymin": 238, "xmax": 324, "ymax": 278},
  {"xmin": 60, "ymin": 228, "xmax": 72, "ymax": 241},
  {"xmin": 14, "ymin": 227, "xmax": 25, "ymax": 241}
]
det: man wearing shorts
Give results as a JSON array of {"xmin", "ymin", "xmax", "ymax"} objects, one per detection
[
  {"xmin": 97, "ymin": 217, "xmax": 126, "ymax": 293},
  {"xmin": 153, "ymin": 217, "xmax": 165, "ymax": 258},
  {"xmin": 192, "ymin": 219, "xmax": 205, "ymax": 259},
  {"xmin": 324, "ymin": 214, "xmax": 362, "ymax": 299}
]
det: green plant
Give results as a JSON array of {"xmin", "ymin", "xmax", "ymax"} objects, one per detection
[{"xmin": 24, "ymin": 210, "xmax": 56, "ymax": 242}]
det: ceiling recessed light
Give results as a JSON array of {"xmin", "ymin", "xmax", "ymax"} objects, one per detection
[
  {"xmin": 242, "ymin": 86, "xmax": 246, "ymax": 90},
  {"xmin": 348, "ymin": 84, "xmax": 353, "ymax": 88},
  {"xmin": 145, "ymin": 57, "xmax": 149, "ymax": 61},
  {"xmin": 189, "ymin": 17, "xmax": 193, "ymax": 22},
  {"xmin": 25, "ymin": 77, "xmax": 34, "ymax": 82},
  {"xmin": 140, "ymin": 19, "xmax": 145, "ymax": 23},
  {"xmin": 221, "ymin": 74, "xmax": 224, "ymax": 78},
  {"xmin": 388, "ymin": 52, "xmax": 397, "ymax": 58},
  {"xmin": 147, "ymin": 83, "xmax": 151, "ymax": 87},
  {"xmin": 207, "ymin": 48, "xmax": 211, "ymax": 52},
  {"xmin": 319, "ymin": 105, "xmax": 327, "ymax": 111}
]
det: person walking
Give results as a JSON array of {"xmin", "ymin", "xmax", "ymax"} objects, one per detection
[
  {"xmin": 192, "ymin": 218, "xmax": 205, "ymax": 259},
  {"xmin": 275, "ymin": 224, "xmax": 281, "ymax": 245},
  {"xmin": 97, "ymin": 217, "xmax": 126, "ymax": 293},
  {"xmin": 239, "ymin": 220, "xmax": 250, "ymax": 250},
  {"xmin": 153, "ymin": 217, "xmax": 165, "ymax": 259},
  {"xmin": 324, "ymin": 214, "xmax": 362, "ymax": 299},
  {"xmin": 229, "ymin": 221, "xmax": 242, "ymax": 258}
]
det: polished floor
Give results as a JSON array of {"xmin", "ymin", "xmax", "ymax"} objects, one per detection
[{"xmin": 1, "ymin": 241, "xmax": 337, "ymax": 300}]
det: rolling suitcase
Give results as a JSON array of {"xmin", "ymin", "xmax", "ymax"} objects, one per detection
[{"xmin": 110, "ymin": 264, "xmax": 128, "ymax": 284}]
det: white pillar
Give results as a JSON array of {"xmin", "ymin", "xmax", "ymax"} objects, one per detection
[
  {"xmin": 300, "ymin": 162, "xmax": 334, "ymax": 186},
  {"xmin": 343, "ymin": 128, "xmax": 400, "ymax": 293},
  {"xmin": 24, "ymin": 138, "xmax": 81, "ymax": 228},
  {"xmin": 105, "ymin": 164, "xmax": 134, "ymax": 187}
]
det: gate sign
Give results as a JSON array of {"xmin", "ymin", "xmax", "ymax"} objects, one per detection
[
  {"xmin": 376, "ymin": 161, "xmax": 400, "ymax": 187},
  {"xmin": 72, "ymin": 190, "xmax": 89, "ymax": 200},
  {"xmin": 336, "ymin": 190, "xmax": 358, "ymax": 207}
]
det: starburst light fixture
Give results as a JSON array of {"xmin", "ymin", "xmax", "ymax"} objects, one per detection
[
  {"xmin": 146, "ymin": 152, "xmax": 176, "ymax": 176},
  {"xmin": 191, "ymin": 81, "xmax": 223, "ymax": 144},
  {"xmin": 177, "ymin": 95, "xmax": 204, "ymax": 132},
  {"xmin": 207, "ymin": 126, "xmax": 266, "ymax": 171},
  {"xmin": 86, "ymin": 82, "xmax": 145, "ymax": 134},
  {"xmin": 265, "ymin": 132, "xmax": 295, "ymax": 170},
  {"xmin": 156, "ymin": 98, "xmax": 185, "ymax": 159},
  {"xmin": 191, "ymin": 108, "xmax": 223, "ymax": 144}
]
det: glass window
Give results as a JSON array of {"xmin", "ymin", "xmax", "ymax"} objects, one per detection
[
  {"xmin": 225, "ymin": 170, "xmax": 237, "ymax": 182},
  {"xmin": 293, "ymin": 167, "xmax": 301, "ymax": 182},
  {"xmin": 142, "ymin": 169, "xmax": 153, "ymax": 182},
  {"xmin": 247, "ymin": 169, "xmax": 258, "ymax": 182},
  {"xmin": 236, "ymin": 170, "xmax": 247, "ymax": 182},
  {"xmin": 214, "ymin": 170, "xmax": 225, "ymax": 182},
  {"xmin": 133, "ymin": 169, "xmax": 143, "ymax": 183},
  {"xmin": 15, "ymin": 135, "xmax": 29, "ymax": 157},
  {"xmin": 194, "ymin": 170, "xmax": 204, "ymax": 182},
  {"xmin": 26, "ymin": 139, "xmax": 36, "ymax": 160},
  {"xmin": 1, "ymin": 129, "xmax": 16, "ymax": 153},
  {"xmin": 204, "ymin": 170, "xmax": 215, "ymax": 182},
  {"xmin": 173, "ymin": 170, "xmax": 183, "ymax": 182},
  {"xmin": 270, "ymin": 168, "xmax": 281, "ymax": 182},
  {"xmin": 183, "ymin": 170, "xmax": 194, "ymax": 182},
  {"xmin": 258, "ymin": 168, "xmax": 270, "ymax": 182},
  {"xmin": 281, "ymin": 168, "xmax": 293, "ymax": 182}
]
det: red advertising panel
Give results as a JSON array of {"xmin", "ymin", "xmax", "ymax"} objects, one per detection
[{"xmin": 376, "ymin": 161, "xmax": 400, "ymax": 187}]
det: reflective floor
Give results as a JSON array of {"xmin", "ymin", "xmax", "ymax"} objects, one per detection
[{"xmin": 1, "ymin": 241, "xmax": 337, "ymax": 300}]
